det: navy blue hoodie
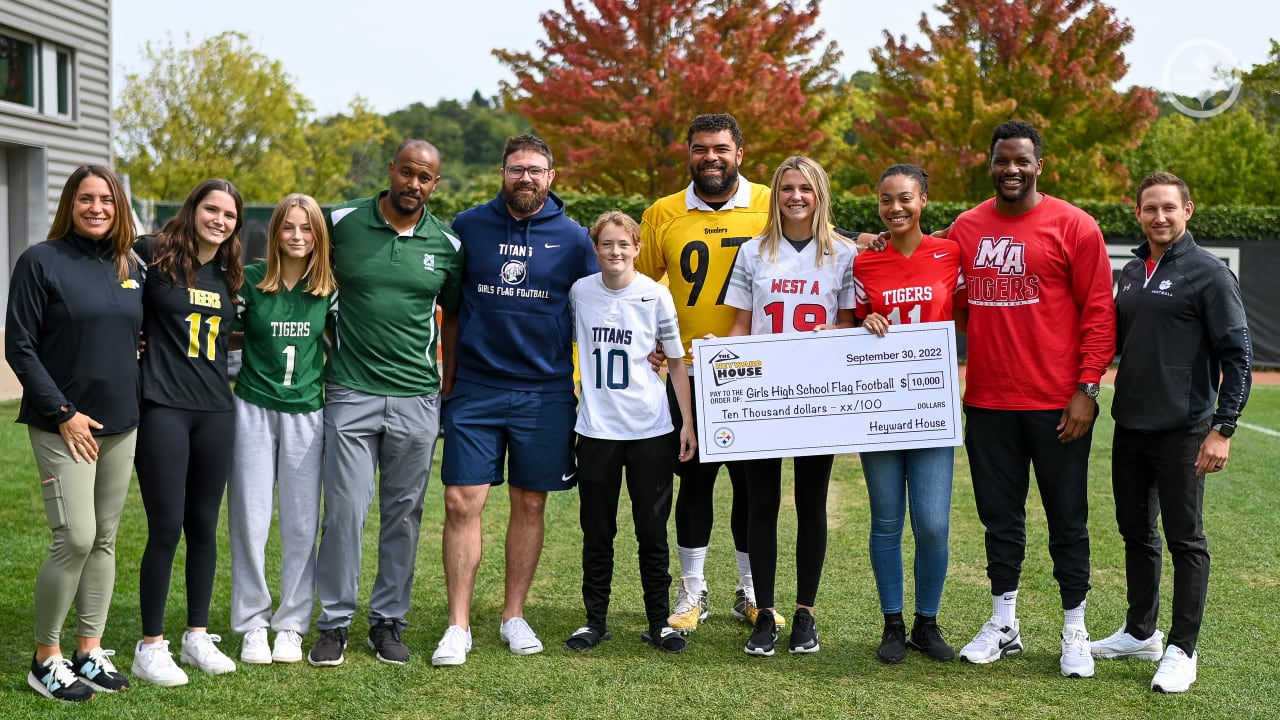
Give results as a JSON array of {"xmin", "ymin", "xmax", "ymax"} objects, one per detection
[{"xmin": 450, "ymin": 191, "xmax": 597, "ymax": 392}]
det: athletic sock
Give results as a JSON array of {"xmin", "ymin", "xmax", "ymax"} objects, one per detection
[
  {"xmin": 994, "ymin": 590, "xmax": 1018, "ymax": 627},
  {"xmin": 735, "ymin": 551, "xmax": 753, "ymax": 591},
  {"xmin": 1064, "ymin": 600, "xmax": 1086, "ymax": 629},
  {"xmin": 677, "ymin": 546, "xmax": 707, "ymax": 593}
]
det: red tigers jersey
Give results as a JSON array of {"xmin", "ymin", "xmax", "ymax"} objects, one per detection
[{"xmin": 853, "ymin": 235, "xmax": 965, "ymax": 324}]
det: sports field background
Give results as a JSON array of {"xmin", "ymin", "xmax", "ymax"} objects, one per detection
[{"xmin": 0, "ymin": 385, "xmax": 1277, "ymax": 719}]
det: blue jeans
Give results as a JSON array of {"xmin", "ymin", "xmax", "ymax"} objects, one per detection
[{"xmin": 861, "ymin": 446, "xmax": 954, "ymax": 616}]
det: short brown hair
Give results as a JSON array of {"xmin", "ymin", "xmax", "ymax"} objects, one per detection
[
  {"xmin": 1136, "ymin": 171, "xmax": 1191, "ymax": 205},
  {"xmin": 588, "ymin": 210, "xmax": 639, "ymax": 245}
]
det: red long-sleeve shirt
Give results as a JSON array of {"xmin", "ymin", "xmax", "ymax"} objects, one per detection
[{"xmin": 952, "ymin": 195, "xmax": 1115, "ymax": 411}]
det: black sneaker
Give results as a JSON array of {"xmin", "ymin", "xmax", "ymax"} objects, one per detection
[
  {"xmin": 877, "ymin": 613, "xmax": 907, "ymax": 664},
  {"xmin": 908, "ymin": 613, "xmax": 955, "ymax": 662},
  {"xmin": 28, "ymin": 655, "xmax": 94, "ymax": 702},
  {"xmin": 307, "ymin": 627, "xmax": 349, "ymax": 667},
  {"xmin": 368, "ymin": 619, "xmax": 411, "ymax": 664},
  {"xmin": 641, "ymin": 626, "xmax": 687, "ymax": 654},
  {"xmin": 565, "ymin": 626, "xmax": 611, "ymax": 651},
  {"xmin": 745, "ymin": 608, "xmax": 778, "ymax": 656},
  {"xmin": 71, "ymin": 647, "xmax": 130, "ymax": 692},
  {"xmin": 788, "ymin": 608, "xmax": 820, "ymax": 654}
]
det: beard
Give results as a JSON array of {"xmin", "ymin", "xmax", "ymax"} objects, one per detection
[
  {"xmin": 391, "ymin": 190, "xmax": 424, "ymax": 216},
  {"xmin": 993, "ymin": 176, "xmax": 1033, "ymax": 205},
  {"xmin": 504, "ymin": 180, "xmax": 549, "ymax": 216},
  {"xmin": 691, "ymin": 160, "xmax": 740, "ymax": 198}
]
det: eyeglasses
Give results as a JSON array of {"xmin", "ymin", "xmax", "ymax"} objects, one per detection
[{"xmin": 503, "ymin": 165, "xmax": 550, "ymax": 180}]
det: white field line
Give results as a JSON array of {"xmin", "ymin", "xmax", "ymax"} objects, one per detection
[
  {"xmin": 1101, "ymin": 383, "xmax": 1280, "ymax": 437},
  {"xmin": 1238, "ymin": 421, "xmax": 1280, "ymax": 438}
]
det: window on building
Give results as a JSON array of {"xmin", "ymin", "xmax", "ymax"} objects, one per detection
[
  {"xmin": 0, "ymin": 31, "xmax": 36, "ymax": 108},
  {"xmin": 56, "ymin": 49, "xmax": 70, "ymax": 115},
  {"xmin": 1, "ymin": 28, "xmax": 73, "ymax": 117}
]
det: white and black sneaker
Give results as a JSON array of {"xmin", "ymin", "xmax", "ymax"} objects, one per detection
[
  {"xmin": 71, "ymin": 647, "xmax": 130, "ymax": 692},
  {"xmin": 28, "ymin": 655, "xmax": 94, "ymax": 702},
  {"xmin": 960, "ymin": 617, "xmax": 1023, "ymax": 664},
  {"xmin": 307, "ymin": 627, "xmax": 349, "ymax": 667},
  {"xmin": 745, "ymin": 608, "xmax": 778, "ymax": 656},
  {"xmin": 788, "ymin": 608, "xmax": 820, "ymax": 654}
]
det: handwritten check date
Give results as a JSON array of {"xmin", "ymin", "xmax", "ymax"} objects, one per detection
[{"xmin": 691, "ymin": 321, "xmax": 963, "ymax": 462}]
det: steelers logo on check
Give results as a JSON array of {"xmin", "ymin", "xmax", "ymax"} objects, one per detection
[{"xmin": 713, "ymin": 427, "xmax": 735, "ymax": 448}]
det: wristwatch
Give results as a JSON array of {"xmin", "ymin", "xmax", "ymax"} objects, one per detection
[
  {"xmin": 1077, "ymin": 383, "xmax": 1100, "ymax": 399},
  {"xmin": 1211, "ymin": 422, "xmax": 1236, "ymax": 438}
]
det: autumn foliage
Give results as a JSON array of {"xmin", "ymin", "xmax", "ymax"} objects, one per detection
[
  {"xmin": 494, "ymin": 0, "xmax": 841, "ymax": 197},
  {"xmin": 851, "ymin": 0, "xmax": 1157, "ymax": 202}
]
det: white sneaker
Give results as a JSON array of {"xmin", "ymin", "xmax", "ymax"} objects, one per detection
[
  {"xmin": 240, "ymin": 627, "xmax": 271, "ymax": 665},
  {"xmin": 499, "ymin": 617, "xmax": 544, "ymax": 656},
  {"xmin": 1151, "ymin": 645, "xmax": 1197, "ymax": 693},
  {"xmin": 1060, "ymin": 625, "xmax": 1095, "ymax": 678},
  {"xmin": 431, "ymin": 625, "xmax": 472, "ymax": 667},
  {"xmin": 131, "ymin": 640, "xmax": 188, "ymax": 687},
  {"xmin": 1091, "ymin": 626, "xmax": 1164, "ymax": 660},
  {"xmin": 180, "ymin": 632, "xmax": 237, "ymax": 675},
  {"xmin": 960, "ymin": 617, "xmax": 1023, "ymax": 664},
  {"xmin": 272, "ymin": 630, "xmax": 304, "ymax": 663}
]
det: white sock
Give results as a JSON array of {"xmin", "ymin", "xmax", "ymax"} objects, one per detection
[
  {"xmin": 1064, "ymin": 600, "xmax": 1086, "ymax": 629},
  {"xmin": 993, "ymin": 591, "xmax": 1018, "ymax": 626},
  {"xmin": 736, "ymin": 551, "xmax": 753, "ymax": 590},
  {"xmin": 677, "ymin": 545, "xmax": 707, "ymax": 580}
]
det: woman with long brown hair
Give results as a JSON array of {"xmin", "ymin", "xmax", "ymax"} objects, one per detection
[
  {"xmin": 129, "ymin": 179, "xmax": 244, "ymax": 687},
  {"xmin": 7, "ymin": 165, "xmax": 143, "ymax": 701}
]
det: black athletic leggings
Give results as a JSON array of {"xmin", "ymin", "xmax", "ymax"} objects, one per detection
[
  {"xmin": 668, "ymin": 377, "xmax": 749, "ymax": 552},
  {"xmin": 135, "ymin": 402, "xmax": 235, "ymax": 636},
  {"xmin": 746, "ymin": 454, "xmax": 833, "ymax": 610}
]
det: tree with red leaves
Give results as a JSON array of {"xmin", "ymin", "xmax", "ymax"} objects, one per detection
[
  {"xmin": 851, "ymin": 0, "xmax": 1157, "ymax": 202},
  {"xmin": 494, "ymin": 0, "xmax": 840, "ymax": 197}
]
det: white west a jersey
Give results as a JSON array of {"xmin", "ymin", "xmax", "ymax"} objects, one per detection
[
  {"xmin": 724, "ymin": 237, "xmax": 857, "ymax": 335},
  {"xmin": 571, "ymin": 273, "xmax": 685, "ymax": 440}
]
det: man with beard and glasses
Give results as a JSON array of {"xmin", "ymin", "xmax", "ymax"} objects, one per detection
[
  {"xmin": 432, "ymin": 135, "xmax": 597, "ymax": 667},
  {"xmin": 635, "ymin": 113, "xmax": 773, "ymax": 635},
  {"xmin": 308, "ymin": 140, "xmax": 465, "ymax": 667},
  {"xmin": 948, "ymin": 120, "xmax": 1116, "ymax": 680}
]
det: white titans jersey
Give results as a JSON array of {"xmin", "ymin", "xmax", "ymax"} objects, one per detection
[
  {"xmin": 571, "ymin": 273, "xmax": 685, "ymax": 440},
  {"xmin": 724, "ymin": 236, "xmax": 857, "ymax": 335}
]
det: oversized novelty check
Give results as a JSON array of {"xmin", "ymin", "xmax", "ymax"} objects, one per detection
[{"xmin": 691, "ymin": 321, "xmax": 962, "ymax": 461}]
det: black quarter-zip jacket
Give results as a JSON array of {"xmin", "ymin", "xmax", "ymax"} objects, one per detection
[
  {"xmin": 1112, "ymin": 231, "xmax": 1252, "ymax": 431},
  {"xmin": 5, "ymin": 232, "xmax": 145, "ymax": 434}
]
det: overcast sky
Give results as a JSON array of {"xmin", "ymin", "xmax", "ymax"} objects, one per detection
[{"xmin": 112, "ymin": 0, "xmax": 1276, "ymax": 116}]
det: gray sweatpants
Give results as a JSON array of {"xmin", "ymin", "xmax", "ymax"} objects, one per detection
[
  {"xmin": 315, "ymin": 383, "xmax": 439, "ymax": 630},
  {"xmin": 30, "ymin": 427, "xmax": 136, "ymax": 646},
  {"xmin": 227, "ymin": 396, "xmax": 323, "ymax": 634}
]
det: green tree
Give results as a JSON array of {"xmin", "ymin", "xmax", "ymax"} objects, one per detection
[
  {"xmin": 115, "ymin": 32, "xmax": 313, "ymax": 202},
  {"xmin": 494, "ymin": 0, "xmax": 841, "ymax": 196},
  {"xmin": 850, "ymin": 0, "xmax": 1156, "ymax": 201},
  {"xmin": 364, "ymin": 95, "xmax": 530, "ymax": 198},
  {"xmin": 1124, "ymin": 109, "xmax": 1280, "ymax": 207},
  {"xmin": 300, "ymin": 97, "xmax": 390, "ymax": 203}
]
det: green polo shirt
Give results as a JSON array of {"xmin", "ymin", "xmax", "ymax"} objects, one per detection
[{"xmin": 326, "ymin": 192, "xmax": 464, "ymax": 396}]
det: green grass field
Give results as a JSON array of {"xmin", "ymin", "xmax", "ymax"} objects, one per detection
[{"xmin": 2, "ymin": 389, "xmax": 1278, "ymax": 719}]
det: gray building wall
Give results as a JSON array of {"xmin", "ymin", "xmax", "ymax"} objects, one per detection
[{"xmin": 0, "ymin": 0, "xmax": 113, "ymax": 321}]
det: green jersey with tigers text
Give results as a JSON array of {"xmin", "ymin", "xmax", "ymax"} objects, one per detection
[{"xmin": 234, "ymin": 262, "xmax": 330, "ymax": 413}]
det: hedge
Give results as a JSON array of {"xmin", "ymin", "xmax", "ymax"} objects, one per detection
[
  {"xmin": 435, "ymin": 191, "xmax": 1279, "ymax": 241},
  {"xmin": 147, "ymin": 192, "xmax": 1280, "ymax": 241}
]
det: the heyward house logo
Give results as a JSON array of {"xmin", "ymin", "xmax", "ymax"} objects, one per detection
[
  {"xmin": 707, "ymin": 348, "xmax": 763, "ymax": 387},
  {"xmin": 1162, "ymin": 39, "xmax": 1244, "ymax": 118}
]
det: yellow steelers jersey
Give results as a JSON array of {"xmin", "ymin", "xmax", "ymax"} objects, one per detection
[{"xmin": 637, "ymin": 181, "xmax": 772, "ymax": 365}]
